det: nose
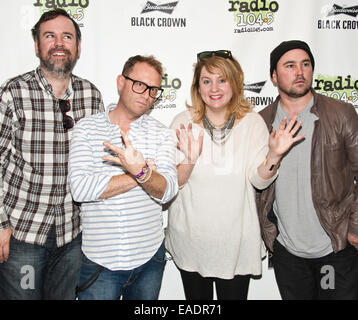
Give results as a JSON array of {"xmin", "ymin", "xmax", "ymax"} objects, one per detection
[
  {"xmin": 210, "ymin": 81, "xmax": 219, "ymax": 92},
  {"xmin": 142, "ymin": 88, "xmax": 151, "ymax": 99},
  {"xmin": 54, "ymin": 35, "xmax": 64, "ymax": 47},
  {"xmin": 296, "ymin": 64, "xmax": 304, "ymax": 75}
]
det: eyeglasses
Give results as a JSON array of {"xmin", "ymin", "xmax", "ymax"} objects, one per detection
[
  {"xmin": 123, "ymin": 75, "xmax": 163, "ymax": 101},
  {"xmin": 197, "ymin": 50, "xmax": 233, "ymax": 61},
  {"xmin": 59, "ymin": 99, "xmax": 74, "ymax": 130}
]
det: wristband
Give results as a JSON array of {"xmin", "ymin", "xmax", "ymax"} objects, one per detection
[
  {"xmin": 135, "ymin": 163, "xmax": 149, "ymax": 179},
  {"xmin": 264, "ymin": 155, "xmax": 280, "ymax": 171},
  {"xmin": 136, "ymin": 166, "xmax": 153, "ymax": 184}
]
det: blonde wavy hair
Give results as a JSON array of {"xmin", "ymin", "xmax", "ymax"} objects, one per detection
[{"xmin": 187, "ymin": 54, "xmax": 252, "ymax": 123}]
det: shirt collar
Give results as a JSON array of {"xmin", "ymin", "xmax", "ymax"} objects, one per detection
[
  {"xmin": 35, "ymin": 67, "xmax": 74, "ymax": 99},
  {"xmin": 105, "ymin": 103, "xmax": 148, "ymax": 128},
  {"xmin": 277, "ymin": 95, "xmax": 314, "ymax": 118}
]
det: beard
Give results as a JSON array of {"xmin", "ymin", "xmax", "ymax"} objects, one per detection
[
  {"xmin": 277, "ymin": 76, "xmax": 312, "ymax": 98},
  {"xmin": 38, "ymin": 46, "xmax": 79, "ymax": 78}
]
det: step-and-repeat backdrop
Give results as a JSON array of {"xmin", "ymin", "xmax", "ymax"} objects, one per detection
[{"xmin": 1, "ymin": 0, "xmax": 357, "ymax": 300}]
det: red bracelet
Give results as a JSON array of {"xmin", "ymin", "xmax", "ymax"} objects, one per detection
[{"xmin": 135, "ymin": 163, "xmax": 149, "ymax": 178}]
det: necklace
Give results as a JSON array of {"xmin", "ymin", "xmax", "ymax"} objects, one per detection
[{"xmin": 203, "ymin": 113, "xmax": 235, "ymax": 144}]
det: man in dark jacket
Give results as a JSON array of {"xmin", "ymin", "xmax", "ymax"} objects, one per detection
[{"xmin": 257, "ymin": 40, "xmax": 358, "ymax": 300}]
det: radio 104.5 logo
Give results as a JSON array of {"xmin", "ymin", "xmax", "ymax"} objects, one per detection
[
  {"xmin": 151, "ymin": 73, "xmax": 182, "ymax": 110},
  {"xmin": 228, "ymin": 0, "xmax": 279, "ymax": 34},
  {"xmin": 314, "ymin": 74, "xmax": 358, "ymax": 110},
  {"xmin": 33, "ymin": 0, "xmax": 89, "ymax": 26}
]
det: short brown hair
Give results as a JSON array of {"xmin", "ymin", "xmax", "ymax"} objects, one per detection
[
  {"xmin": 122, "ymin": 55, "xmax": 163, "ymax": 78},
  {"xmin": 31, "ymin": 9, "xmax": 81, "ymax": 44},
  {"xmin": 188, "ymin": 55, "xmax": 252, "ymax": 123}
]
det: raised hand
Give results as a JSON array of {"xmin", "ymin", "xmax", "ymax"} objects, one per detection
[
  {"xmin": 176, "ymin": 123, "xmax": 204, "ymax": 164},
  {"xmin": 268, "ymin": 115, "xmax": 305, "ymax": 160},
  {"xmin": 103, "ymin": 130, "xmax": 146, "ymax": 176}
]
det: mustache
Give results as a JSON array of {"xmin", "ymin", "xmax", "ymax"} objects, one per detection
[
  {"xmin": 48, "ymin": 46, "xmax": 72, "ymax": 56},
  {"xmin": 294, "ymin": 75, "xmax": 306, "ymax": 82}
]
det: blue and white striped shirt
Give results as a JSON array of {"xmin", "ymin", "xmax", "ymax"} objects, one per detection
[{"xmin": 69, "ymin": 104, "xmax": 178, "ymax": 270}]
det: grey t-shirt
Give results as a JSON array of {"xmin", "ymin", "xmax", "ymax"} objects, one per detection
[{"xmin": 273, "ymin": 98, "xmax": 333, "ymax": 258}]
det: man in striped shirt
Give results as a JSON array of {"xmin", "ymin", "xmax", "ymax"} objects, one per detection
[
  {"xmin": 69, "ymin": 55, "xmax": 178, "ymax": 300},
  {"xmin": 0, "ymin": 9, "xmax": 104, "ymax": 299}
]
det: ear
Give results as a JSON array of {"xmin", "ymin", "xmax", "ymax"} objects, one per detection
[
  {"xmin": 117, "ymin": 75, "xmax": 125, "ymax": 92},
  {"xmin": 34, "ymin": 40, "xmax": 40, "ymax": 57},
  {"xmin": 77, "ymin": 41, "xmax": 81, "ymax": 58},
  {"xmin": 271, "ymin": 70, "xmax": 278, "ymax": 87}
]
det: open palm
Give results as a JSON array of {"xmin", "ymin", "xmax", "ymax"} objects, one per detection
[
  {"xmin": 102, "ymin": 130, "xmax": 146, "ymax": 176},
  {"xmin": 176, "ymin": 123, "xmax": 204, "ymax": 164},
  {"xmin": 269, "ymin": 116, "xmax": 305, "ymax": 157}
]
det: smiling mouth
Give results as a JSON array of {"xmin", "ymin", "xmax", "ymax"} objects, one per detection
[
  {"xmin": 210, "ymin": 95, "xmax": 222, "ymax": 100},
  {"xmin": 49, "ymin": 47, "xmax": 70, "ymax": 58},
  {"xmin": 51, "ymin": 51, "xmax": 68, "ymax": 58}
]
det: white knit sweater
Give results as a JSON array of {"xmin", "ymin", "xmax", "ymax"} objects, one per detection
[{"xmin": 165, "ymin": 110, "xmax": 277, "ymax": 279}]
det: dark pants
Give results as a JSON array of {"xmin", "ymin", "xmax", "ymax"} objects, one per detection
[
  {"xmin": 179, "ymin": 268, "xmax": 250, "ymax": 300},
  {"xmin": 0, "ymin": 226, "xmax": 82, "ymax": 300},
  {"xmin": 272, "ymin": 239, "xmax": 358, "ymax": 300}
]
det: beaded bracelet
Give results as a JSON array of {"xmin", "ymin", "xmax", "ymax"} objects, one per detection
[
  {"xmin": 136, "ymin": 166, "xmax": 153, "ymax": 184},
  {"xmin": 135, "ymin": 163, "xmax": 149, "ymax": 179}
]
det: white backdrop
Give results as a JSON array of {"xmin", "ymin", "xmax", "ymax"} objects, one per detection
[{"xmin": 1, "ymin": 0, "xmax": 357, "ymax": 300}]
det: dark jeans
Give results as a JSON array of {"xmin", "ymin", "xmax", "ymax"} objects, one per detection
[
  {"xmin": 179, "ymin": 268, "xmax": 250, "ymax": 300},
  {"xmin": 0, "ymin": 226, "xmax": 82, "ymax": 300},
  {"xmin": 272, "ymin": 239, "xmax": 358, "ymax": 300},
  {"xmin": 77, "ymin": 241, "xmax": 166, "ymax": 300}
]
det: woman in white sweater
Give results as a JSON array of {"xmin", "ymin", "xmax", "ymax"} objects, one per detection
[{"xmin": 165, "ymin": 50, "xmax": 305, "ymax": 300}]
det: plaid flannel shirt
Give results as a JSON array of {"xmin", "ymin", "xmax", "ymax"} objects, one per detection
[{"xmin": 0, "ymin": 67, "xmax": 104, "ymax": 247}]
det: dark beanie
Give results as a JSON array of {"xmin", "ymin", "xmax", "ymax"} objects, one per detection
[{"xmin": 270, "ymin": 40, "xmax": 315, "ymax": 77}]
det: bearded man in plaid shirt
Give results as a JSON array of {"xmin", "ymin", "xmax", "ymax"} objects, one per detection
[{"xmin": 0, "ymin": 9, "xmax": 104, "ymax": 299}]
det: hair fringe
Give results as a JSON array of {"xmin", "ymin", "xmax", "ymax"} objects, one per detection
[{"xmin": 187, "ymin": 55, "xmax": 252, "ymax": 124}]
